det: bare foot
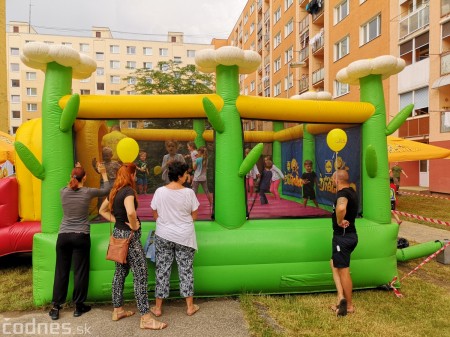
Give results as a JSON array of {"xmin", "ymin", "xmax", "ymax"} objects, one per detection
[{"xmin": 150, "ymin": 306, "xmax": 162, "ymax": 317}]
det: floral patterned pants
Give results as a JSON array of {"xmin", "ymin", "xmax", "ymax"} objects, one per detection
[
  {"xmin": 155, "ymin": 235, "xmax": 195, "ymax": 298},
  {"xmin": 111, "ymin": 228, "xmax": 150, "ymax": 315}
]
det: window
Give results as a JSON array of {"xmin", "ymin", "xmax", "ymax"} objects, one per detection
[
  {"xmin": 110, "ymin": 90, "xmax": 120, "ymax": 95},
  {"xmin": 143, "ymin": 62, "xmax": 152, "ymax": 69},
  {"xmin": 96, "ymin": 52, "xmax": 104, "ymax": 61},
  {"xmin": 143, "ymin": 47, "xmax": 153, "ymax": 56},
  {"xmin": 11, "ymin": 79, "xmax": 20, "ymax": 87},
  {"xmin": 244, "ymin": 14, "xmax": 248, "ymax": 24},
  {"xmin": 11, "ymin": 95, "xmax": 20, "ymax": 103},
  {"xmin": 250, "ymin": 3, "xmax": 255, "ymax": 14},
  {"xmin": 274, "ymin": 58, "xmax": 281, "ymax": 72},
  {"xmin": 399, "ymin": 86, "xmax": 429, "ymax": 117},
  {"xmin": 96, "ymin": 67, "xmax": 104, "ymax": 76},
  {"xmin": 441, "ymin": 112, "xmax": 450, "ymax": 132},
  {"xmin": 146, "ymin": 77, "xmax": 153, "ymax": 84},
  {"xmin": 174, "ymin": 56, "xmax": 182, "ymax": 64},
  {"xmin": 80, "ymin": 43, "xmax": 89, "ymax": 52},
  {"xmin": 335, "ymin": 0, "xmax": 349, "ymax": 24},
  {"xmin": 127, "ymin": 46, "xmax": 136, "ymax": 55},
  {"xmin": 360, "ymin": 14, "xmax": 381, "ymax": 45},
  {"xmin": 285, "ymin": 19, "xmax": 294, "ymax": 37},
  {"xmin": 159, "ymin": 48, "xmax": 168, "ymax": 56},
  {"xmin": 250, "ymin": 23, "xmax": 255, "ymax": 35},
  {"xmin": 12, "ymin": 127, "xmax": 19, "ymax": 134},
  {"xmin": 128, "ymin": 121, "xmax": 138, "ymax": 128},
  {"xmin": 334, "ymin": 81, "xmax": 349, "ymax": 97},
  {"xmin": 399, "ymin": 32, "xmax": 429, "ymax": 65},
  {"xmin": 285, "ymin": 0, "xmax": 293, "ymax": 10},
  {"xmin": 250, "ymin": 81, "xmax": 255, "ymax": 92},
  {"xmin": 26, "ymin": 88, "xmax": 37, "ymax": 96},
  {"xmin": 13, "ymin": 26, "xmax": 19, "ymax": 33},
  {"xmin": 274, "ymin": 7, "xmax": 281, "ymax": 23},
  {"xmin": 128, "ymin": 77, "xmax": 136, "ymax": 85},
  {"xmin": 110, "ymin": 45, "xmax": 120, "ymax": 54},
  {"xmin": 96, "ymin": 83, "xmax": 105, "ymax": 91},
  {"xmin": 274, "ymin": 32, "xmax": 281, "ymax": 48},
  {"xmin": 335, "ymin": 36, "xmax": 349, "ymax": 61},
  {"xmin": 110, "ymin": 60, "xmax": 120, "ymax": 69},
  {"xmin": 285, "ymin": 47, "xmax": 293, "ymax": 63},
  {"xmin": 12, "ymin": 110, "xmax": 21, "ymax": 119},
  {"xmin": 25, "ymin": 72, "xmax": 36, "ymax": 80},
  {"xmin": 10, "ymin": 63, "xmax": 19, "ymax": 72},
  {"xmin": 79, "ymin": 78, "xmax": 90, "ymax": 83},
  {"xmin": 274, "ymin": 82, "xmax": 281, "ymax": 96},
  {"xmin": 264, "ymin": 87, "xmax": 271, "ymax": 97},
  {"xmin": 171, "ymin": 36, "xmax": 177, "ymax": 43},
  {"xmin": 10, "ymin": 48, "xmax": 19, "ymax": 56},
  {"xmin": 80, "ymin": 89, "xmax": 90, "ymax": 95},
  {"xmin": 110, "ymin": 76, "xmax": 121, "ymax": 84},
  {"xmin": 160, "ymin": 63, "xmax": 169, "ymax": 71},
  {"xmin": 44, "ymin": 41, "xmax": 54, "ymax": 45},
  {"xmin": 95, "ymin": 31, "xmax": 101, "ymax": 38},
  {"xmin": 187, "ymin": 50, "xmax": 195, "ymax": 58},
  {"xmin": 26, "ymin": 103, "xmax": 37, "ymax": 111},
  {"xmin": 126, "ymin": 61, "xmax": 136, "ymax": 69}
]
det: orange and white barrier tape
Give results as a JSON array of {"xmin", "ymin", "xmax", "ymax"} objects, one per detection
[
  {"xmin": 399, "ymin": 191, "xmax": 450, "ymax": 201},
  {"xmin": 389, "ymin": 240, "xmax": 450, "ymax": 298},
  {"xmin": 392, "ymin": 210, "xmax": 450, "ymax": 227}
]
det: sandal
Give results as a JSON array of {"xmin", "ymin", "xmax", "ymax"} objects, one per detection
[
  {"xmin": 140, "ymin": 317, "xmax": 167, "ymax": 330},
  {"xmin": 336, "ymin": 299, "xmax": 348, "ymax": 317},
  {"xmin": 150, "ymin": 306, "xmax": 162, "ymax": 317},
  {"xmin": 112, "ymin": 310, "xmax": 135, "ymax": 321},
  {"xmin": 330, "ymin": 304, "xmax": 355, "ymax": 314},
  {"xmin": 187, "ymin": 304, "xmax": 200, "ymax": 316}
]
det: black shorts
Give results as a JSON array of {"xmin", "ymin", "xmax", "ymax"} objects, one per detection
[
  {"xmin": 303, "ymin": 189, "xmax": 316, "ymax": 200},
  {"xmin": 331, "ymin": 232, "xmax": 358, "ymax": 268}
]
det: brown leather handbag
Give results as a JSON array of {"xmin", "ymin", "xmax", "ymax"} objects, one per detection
[{"xmin": 106, "ymin": 226, "xmax": 134, "ymax": 264}]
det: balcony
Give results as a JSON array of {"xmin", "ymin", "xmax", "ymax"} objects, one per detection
[
  {"xmin": 299, "ymin": 16, "xmax": 309, "ymax": 33},
  {"xmin": 264, "ymin": 10, "xmax": 270, "ymax": 23},
  {"xmin": 299, "ymin": 75, "xmax": 309, "ymax": 93},
  {"xmin": 312, "ymin": 67, "xmax": 324, "ymax": 86},
  {"xmin": 299, "ymin": 46, "xmax": 309, "ymax": 62},
  {"xmin": 398, "ymin": 115, "xmax": 429, "ymax": 138},
  {"xmin": 440, "ymin": 51, "xmax": 450, "ymax": 76},
  {"xmin": 399, "ymin": 5, "xmax": 429, "ymax": 39},
  {"xmin": 312, "ymin": 6, "xmax": 324, "ymax": 24},
  {"xmin": 257, "ymin": 0, "xmax": 263, "ymax": 12},
  {"xmin": 311, "ymin": 31, "xmax": 324, "ymax": 54}
]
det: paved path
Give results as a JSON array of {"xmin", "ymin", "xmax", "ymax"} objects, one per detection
[
  {"xmin": 0, "ymin": 298, "xmax": 250, "ymax": 337},
  {"xmin": 397, "ymin": 220, "xmax": 449, "ymax": 244}
]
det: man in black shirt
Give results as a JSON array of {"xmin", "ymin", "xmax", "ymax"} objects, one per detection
[{"xmin": 330, "ymin": 170, "xmax": 358, "ymax": 317}]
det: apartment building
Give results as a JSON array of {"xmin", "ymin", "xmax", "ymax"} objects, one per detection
[
  {"xmin": 0, "ymin": 1, "xmax": 7, "ymax": 133},
  {"xmin": 6, "ymin": 21, "xmax": 212, "ymax": 134},
  {"xmin": 224, "ymin": 0, "xmax": 450, "ymax": 193}
]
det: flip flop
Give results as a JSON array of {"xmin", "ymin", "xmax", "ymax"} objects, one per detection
[
  {"xmin": 112, "ymin": 310, "xmax": 135, "ymax": 321},
  {"xmin": 330, "ymin": 304, "xmax": 355, "ymax": 314},
  {"xmin": 187, "ymin": 304, "xmax": 200, "ymax": 316},
  {"xmin": 336, "ymin": 298, "xmax": 347, "ymax": 317},
  {"xmin": 140, "ymin": 317, "xmax": 167, "ymax": 330},
  {"xmin": 150, "ymin": 306, "xmax": 162, "ymax": 317}
]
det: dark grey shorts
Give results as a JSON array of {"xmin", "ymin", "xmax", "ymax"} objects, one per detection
[{"xmin": 332, "ymin": 232, "xmax": 358, "ymax": 268}]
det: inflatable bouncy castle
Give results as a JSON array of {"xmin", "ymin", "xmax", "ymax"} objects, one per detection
[{"xmin": 15, "ymin": 42, "xmax": 419, "ymax": 305}]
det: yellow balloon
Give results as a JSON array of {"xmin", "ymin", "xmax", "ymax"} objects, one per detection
[
  {"xmin": 326, "ymin": 128, "xmax": 347, "ymax": 152},
  {"xmin": 153, "ymin": 165, "xmax": 162, "ymax": 176},
  {"xmin": 116, "ymin": 137, "xmax": 139, "ymax": 163}
]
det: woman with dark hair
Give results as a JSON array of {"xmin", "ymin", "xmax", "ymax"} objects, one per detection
[
  {"xmin": 49, "ymin": 162, "xmax": 110, "ymax": 320},
  {"xmin": 150, "ymin": 161, "xmax": 200, "ymax": 317},
  {"xmin": 99, "ymin": 163, "xmax": 167, "ymax": 330}
]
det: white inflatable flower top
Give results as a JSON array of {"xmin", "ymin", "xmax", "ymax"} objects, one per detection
[
  {"xmin": 336, "ymin": 55, "xmax": 405, "ymax": 85},
  {"xmin": 195, "ymin": 46, "xmax": 261, "ymax": 74},
  {"xmin": 20, "ymin": 42, "xmax": 97, "ymax": 79},
  {"xmin": 291, "ymin": 91, "xmax": 332, "ymax": 101}
]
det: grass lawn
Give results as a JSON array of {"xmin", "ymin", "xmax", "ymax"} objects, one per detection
[{"xmin": 0, "ymin": 194, "xmax": 448, "ymax": 336}]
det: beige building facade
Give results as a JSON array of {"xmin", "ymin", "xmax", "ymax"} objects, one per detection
[
  {"xmin": 223, "ymin": 0, "xmax": 450, "ymax": 193},
  {"xmin": 0, "ymin": 0, "xmax": 7, "ymax": 133},
  {"xmin": 6, "ymin": 21, "xmax": 212, "ymax": 134}
]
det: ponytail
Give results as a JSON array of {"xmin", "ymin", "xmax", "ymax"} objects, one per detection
[{"xmin": 69, "ymin": 167, "xmax": 86, "ymax": 190}]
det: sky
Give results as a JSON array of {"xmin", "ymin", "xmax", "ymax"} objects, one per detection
[{"xmin": 6, "ymin": 0, "xmax": 246, "ymax": 44}]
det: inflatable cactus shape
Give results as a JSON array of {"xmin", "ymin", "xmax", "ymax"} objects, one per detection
[
  {"xmin": 337, "ymin": 55, "xmax": 407, "ymax": 223},
  {"xmin": 15, "ymin": 42, "xmax": 96, "ymax": 233},
  {"xmin": 196, "ymin": 47, "xmax": 261, "ymax": 228}
]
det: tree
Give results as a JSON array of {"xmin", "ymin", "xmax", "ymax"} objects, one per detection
[{"xmin": 125, "ymin": 60, "xmax": 214, "ymax": 95}]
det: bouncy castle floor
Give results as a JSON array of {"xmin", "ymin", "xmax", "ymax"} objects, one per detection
[{"xmin": 136, "ymin": 193, "xmax": 331, "ymax": 221}]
